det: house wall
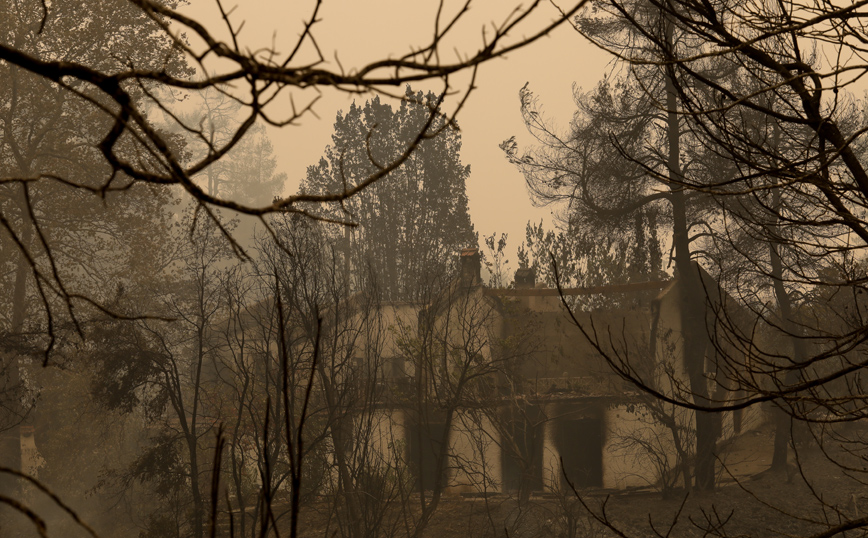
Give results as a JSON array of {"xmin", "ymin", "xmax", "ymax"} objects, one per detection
[
  {"xmin": 359, "ymin": 408, "xmax": 501, "ymax": 494},
  {"xmin": 446, "ymin": 410, "xmax": 501, "ymax": 493},
  {"xmin": 542, "ymin": 407, "xmax": 560, "ymax": 492},
  {"xmin": 602, "ymin": 404, "xmax": 675, "ymax": 489},
  {"xmin": 375, "ymin": 304, "xmax": 419, "ymax": 359},
  {"xmin": 357, "ymin": 401, "xmax": 769, "ymax": 495},
  {"xmin": 655, "ymin": 277, "xmax": 772, "ymax": 481},
  {"xmin": 348, "ymin": 303, "xmax": 418, "ymax": 384},
  {"xmin": 358, "ymin": 408, "xmax": 406, "ymax": 471},
  {"xmin": 654, "ymin": 282, "xmax": 687, "ymax": 398},
  {"xmin": 355, "ymin": 271, "xmax": 774, "ymax": 496},
  {"xmin": 437, "ymin": 286, "xmax": 502, "ymax": 378},
  {"xmin": 535, "ymin": 402, "xmax": 676, "ymax": 492},
  {"xmin": 19, "ymin": 426, "xmax": 44, "ymax": 479},
  {"xmin": 537, "ymin": 402, "xmax": 606, "ymax": 491}
]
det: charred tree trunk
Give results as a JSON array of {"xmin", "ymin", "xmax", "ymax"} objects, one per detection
[
  {"xmin": 767, "ymin": 239, "xmax": 804, "ymax": 474},
  {"xmin": 314, "ymin": 349, "xmax": 364, "ymax": 538},
  {"xmin": 665, "ymin": 30, "xmax": 716, "ymax": 490},
  {"xmin": 0, "ymin": 203, "xmax": 30, "ymax": 504}
]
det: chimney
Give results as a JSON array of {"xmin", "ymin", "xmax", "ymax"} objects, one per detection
[
  {"xmin": 514, "ymin": 268, "xmax": 536, "ymax": 289},
  {"xmin": 459, "ymin": 248, "xmax": 481, "ymax": 287}
]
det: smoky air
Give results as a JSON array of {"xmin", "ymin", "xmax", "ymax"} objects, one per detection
[{"xmin": 0, "ymin": 1, "xmax": 865, "ymax": 537}]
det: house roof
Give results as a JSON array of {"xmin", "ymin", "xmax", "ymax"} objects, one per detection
[{"xmin": 484, "ymin": 279, "xmax": 671, "ymax": 298}]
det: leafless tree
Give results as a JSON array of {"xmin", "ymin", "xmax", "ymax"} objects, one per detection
[
  {"xmin": 505, "ymin": 0, "xmax": 868, "ymax": 537},
  {"xmin": 0, "ymin": 0, "xmax": 587, "ymax": 355},
  {"xmin": 0, "ymin": 1, "xmax": 589, "ymax": 533}
]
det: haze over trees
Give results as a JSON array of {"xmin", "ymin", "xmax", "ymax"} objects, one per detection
[
  {"xmin": 505, "ymin": 0, "xmax": 868, "ymax": 536},
  {"xmin": 0, "ymin": 0, "xmax": 585, "ymax": 348},
  {"xmin": 5, "ymin": 0, "xmax": 868, "ymax": 538},
  {"xmin": 301, "ymin": 89, "xmax": 477, "ymax": 302},
  {"xmin": 0, "ymin": 0, "xmax": 590, "ymax": 534}
]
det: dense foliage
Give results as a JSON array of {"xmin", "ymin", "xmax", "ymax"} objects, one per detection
[{"xmin": 302, "ymin": 89, "xmax": 477, "ymax": 301}]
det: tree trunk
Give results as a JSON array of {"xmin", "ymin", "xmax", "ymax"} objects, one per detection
[
  {"xmin": 768, "ymin": 239, "xmax": 804, "ymax": 473},
  {"xmin": 0, "ymin": 221, "xmax": 30, "ymax": 503},
  {"xmin": 665, "ymin": 24, "xmax": 716, "ymax": 490},
  {"xmin": 315, "ymin": 357, "xmax": 364, "ymax": 538},
  {"xmin": 188, "ymin": 435, "xmax": 205, "ymax": 538}
]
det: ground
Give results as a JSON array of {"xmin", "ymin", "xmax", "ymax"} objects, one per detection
[{"xmin": 282, "ymin": 420, "xmax": 868, "ymax": 538}]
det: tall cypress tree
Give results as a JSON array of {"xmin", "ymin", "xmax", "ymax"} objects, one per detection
[{"xmin": 301, "ymin": 88, "xmax": 476, "ymax": 301}]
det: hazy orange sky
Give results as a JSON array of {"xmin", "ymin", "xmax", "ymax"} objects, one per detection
[{"xmin": 180, "ymin": 1, "xmax": 614, "ymax": 264}]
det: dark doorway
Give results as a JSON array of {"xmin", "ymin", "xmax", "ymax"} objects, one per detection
[
  {"xmin": 501, "ymin": 410, "xmax": 544, "ymax": 492},
  {"xmin": 557, "ymin": 417, "xmax": 603, "ymax": 488},
  {"xmin": 407, "ymin": 421, "xmax": 448, "ymax": 492}
]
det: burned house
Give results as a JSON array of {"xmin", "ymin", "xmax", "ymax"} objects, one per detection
[{"xmin": 358, "ymin": 249, "xmax": 764, "ymax": 494}]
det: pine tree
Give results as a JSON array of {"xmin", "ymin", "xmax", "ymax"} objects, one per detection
[{"xmin": 301, "ymin": 88, "xmax": 476, "ymax": 301}]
